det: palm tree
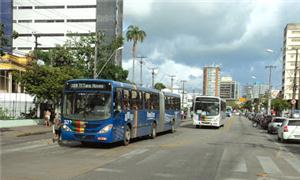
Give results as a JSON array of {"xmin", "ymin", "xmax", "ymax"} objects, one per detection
[{"xmin": 126, "ymin": 25, "xmax": 146, "ymax": 83}]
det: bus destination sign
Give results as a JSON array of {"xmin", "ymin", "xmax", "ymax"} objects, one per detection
[{"xmin": 66, "ymin": 82, "xmax": 111, "ymax": 91}]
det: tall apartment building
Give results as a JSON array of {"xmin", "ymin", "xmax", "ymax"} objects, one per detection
[
  {"xmin": 220, "ymin": 76, "xmax": 240, "ymax": 100},
  {"xmin": 252, "ymin": 83, "xmax": 269, "ymax": 99},
  {"xmin": 0, "ymin": 0, "xmax": 13, "ymax": 53},
  {"xmin": 282, "ymin": 23, "xmax": 300, "ymax": 100},
  {"xmin": 203, "ymin": 66, "xmax": 220, "ymax": 96},
  {"xmin": 12, "ymin": 0, "xmax": 123, "ymax": 66}
]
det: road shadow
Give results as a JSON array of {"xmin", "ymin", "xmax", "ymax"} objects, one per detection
[
  {"xmin": 59, "ymin": 131, "xmax": 174, "ymax": 149},
  {"xmin": 180, "ymin": 123, "xmax": 220, "ymax": 130}
]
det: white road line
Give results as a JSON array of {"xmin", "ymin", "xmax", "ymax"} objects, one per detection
[
  {"xmin": 232, "ymin": 158, "xmax": 247, "ymax": 173},
  {"xmin": 154, "ymin": 173, "xmax": 176, "ymax": 178},
  {"xmin": 94, "ymin": 168, "xmax": 124, "ymax": 173},
  {"xmin": 285, "ymin": 158, "xmax": 300, "ymax": 174},
  {"xmin": 136, "ymin": 150, "xmax": 168, "ymax": 165},
  {"xmin": 1, "ymin": 143, "xmax": 48, "ymax": 154},
  {"xmin": 120, "ymin": 148, "xmax": 149, "ymax": 159},
  {"xmin": 257, "ymin": 156, "xmax": 282, "ymax": 175}
]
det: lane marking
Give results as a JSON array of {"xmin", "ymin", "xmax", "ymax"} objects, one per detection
[
  {"xmin": 257, "ymin": 156, "xmax": 282, "ymax": 175},
  {"xmin": 232, "ymin": 158, "xmax": 247, "ymax": 173},
  {"xmin": 285, "ymin": 158, "xmax": 300, "ymax": 174},
  {"xmin": 136, "ymin": 150, "xmax": 168, "ymax": 165},
  {"xmin": 120, "ymin": 148, "xmax": 149, "ymax": 159},
  {"xmin": 94, "ymin": 168, "xmax": 124, "ymax": 173},
  {"xmin": 154, "ymin": 173, "xmax": 176, "ymax": 178}
]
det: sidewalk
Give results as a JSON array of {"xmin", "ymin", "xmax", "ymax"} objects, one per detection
[{"xmin": 0, "ymin": 125, "xmax": 52, "ymax": 138}]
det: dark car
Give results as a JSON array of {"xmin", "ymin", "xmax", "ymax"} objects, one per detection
[{"xmin": 260, "ymin": 115, "xmax": 273, "ymax": 129}]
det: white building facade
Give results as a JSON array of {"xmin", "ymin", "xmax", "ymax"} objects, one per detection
[
  {"xmin": 12, "ymin": 0, "xmax": 123, "ymax": 65},
  {"xmin": 220, "ymin": 76, "xmax": 240, "ymax": 100},
  {"xmin": 282, "ymin": 23, "xmax": 300, "ymax": 100}
]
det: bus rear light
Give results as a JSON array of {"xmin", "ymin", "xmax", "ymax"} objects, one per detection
[{"xmin": 283, "ymin": 125, "xmax": 288, "ymax": 132}]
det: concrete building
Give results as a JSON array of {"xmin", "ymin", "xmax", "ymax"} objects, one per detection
[
  {"xmin": 12, "ymin": 0, "xmax": 123, "ymax": 65},
  {"xmin": 282, "ymin": 23, "xmax": 300, "ymax": 100},
  {"xmin": 220, "ymin": 76, "xmax": 240, "ymax": 100},
  {"xmin": 252, "ymin": 83, "xmax": 269, "ymax": 99},
  {"xmin": 203, "ymin": 66, "xmax": 220, "ymax": 96},
  {"xmin": 0, "ymin": 0, "xmax": 13, "ymax": 53}
]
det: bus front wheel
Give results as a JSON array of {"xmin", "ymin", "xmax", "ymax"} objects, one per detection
[{"xmin": 123, "ymin": 126, "xmax": 131, "ymax": 146}]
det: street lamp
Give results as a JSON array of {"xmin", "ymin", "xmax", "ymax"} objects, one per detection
[
  {"xmin": 95, "ymin": 46, "xmax": 123, "ymax": 79},
  {"xmin": 266, "ymin": 49, "xmax": 277, "ymax": 115}
]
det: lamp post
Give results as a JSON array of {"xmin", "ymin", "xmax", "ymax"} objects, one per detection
[{"xmin": 95, "ymin": 46, "xmax": 123, "ymax": 79}]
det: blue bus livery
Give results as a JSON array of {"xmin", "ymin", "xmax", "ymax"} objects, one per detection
[{"xmin": 60, "ymin": 79, "xmax": 181, "ymax": 145}]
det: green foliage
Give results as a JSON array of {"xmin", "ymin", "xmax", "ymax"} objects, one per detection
[
  {"xmin": 0, "ymin": 23, "xmax": 9, "ymax": 56},
  {"xmin": 19, "ymin": 33, "xmax": 129, "ymax": 107},
  {"xmin": 242, "ymin": 100, "xmax": 253, "ymax": 111},
  {"xmin": 126, "ymin": 25, "xmax": 147, "ymax": 43},
  {"xmin": 17, "ymin": 65, "xmax": 84, "ymax": 105},
  {"xmin": 154, "ymin": 82, "xmax": 166, "ymax": 91},
  {"xmin": 0, "ymin": 108, "xmax": 13, "ymax": 120},
  {"xmin": 272, "ymin": 98, "xmax": 291, "ymax": 114}
]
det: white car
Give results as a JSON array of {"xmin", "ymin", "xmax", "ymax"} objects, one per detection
[{"xmin": 277, "ymin": 118, "xmax": 300, "ymax": 143}]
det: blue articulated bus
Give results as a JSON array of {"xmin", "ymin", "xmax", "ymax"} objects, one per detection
[{"xmin": 60, "ymin": 79, "xmax": 181, "ymax": 145}]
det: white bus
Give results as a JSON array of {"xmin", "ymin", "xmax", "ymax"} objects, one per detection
[{"xmin": 192, "ymin": 96, "xmax": 226, "ymax": 128}]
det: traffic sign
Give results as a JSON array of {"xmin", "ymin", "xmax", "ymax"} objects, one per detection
[{"xmin": 291, "ymin": 99, "xmax": 296, "ymax": 105}]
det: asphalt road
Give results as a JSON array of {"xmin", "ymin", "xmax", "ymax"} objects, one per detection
[{"xmin": 1, "ymin": 116, "xmax": 300, "ymax": 180}]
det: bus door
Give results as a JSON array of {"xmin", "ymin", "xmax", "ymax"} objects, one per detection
[{"xmin": 113, "ymin": 88, "xmax": 124, "ymax": 142}]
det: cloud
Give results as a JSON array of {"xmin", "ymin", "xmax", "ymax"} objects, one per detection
[{"xmin": 123, "ymin": 0, "xmax": 300, "ymax": 92}]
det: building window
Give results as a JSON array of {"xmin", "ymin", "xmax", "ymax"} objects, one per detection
[
  {"xmin": 35, "ymin": 33, "xmax": 64, "ymax": 37},
  {"xmin": 35, "ymin": 6, "xmax": 65, "ymax": 9},
  {"xmin": 18, "ymin": 20, "xmax": 32, "ymax": 23},
  {"xmin": 67, "ymin": 19, "xmax": 96, "ymax": 23},
  {"xmin": 18, "ymin": 6, "xmax": 33, "ymax": 9},
  {"xmin": 35, "ymin": 19, "xmax": 64, "ymax": 23},
  {"xmin": 17, "ymin": 47, "xmax": 32, "ymax": 50},
  {"xmin": 13, "ymin": 20, "xmax": 17, "ymax": 23},
  {"xmin": 292, "ymin": 31, "xmax": 300, "ymax": 34},
  {"xmin": 18, "ymin": 34, "xmax": 32, "ymax": 37},
  {"xmin": 67, "ymin": 5, "xmax": 96, "ymax": 8}
]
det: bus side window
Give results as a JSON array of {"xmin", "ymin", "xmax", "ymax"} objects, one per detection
[
  {"xmin": 131, "ymin": 90, "xmax": 138, "ymax": 110},
  {"xmin": 145, "ymin": 92, "xmax": 151, "ymax": 110},
  {"xmin": 114, "ymin": 88, "xmax": 122, "ymax": 113},
  {"xmin": 123, "ymin": 89, "xmax": 130, "ymax": 110}
]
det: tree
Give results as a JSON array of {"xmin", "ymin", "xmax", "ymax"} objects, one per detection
[
  {"xmin": 242, "ymin": 100, "xmax": 253, "ymax": 111},
  {"xmin": 17, "ymin": 64, "xmax": 84, "ymax": 107},
  {"xmin": 126, "ymin": 25, "xmax": 147, "ymax": 83},
  {"xmin": 0, "ymin": 23, "xmax": 19, "ymax": 56},
  {"xmin": 154, "ymin": 82, "xmax": 166, "ymax": 91},
  {"xmin": 271, "ymin": 98, "xmax": 290, "ymax": 116}
]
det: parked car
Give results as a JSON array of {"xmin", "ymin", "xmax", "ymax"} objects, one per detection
[
  {"xmin": 267, "ymin": 117, "xmax": 286, "ymax": 134},
  {"xmin": 226, "ymin": 111, "xmax": 232, "ymax": 117},
  {"xmin": 277, "ymin": 119, "xmax": 300, "ymax": 143},
  {"xmin": 260, "ymin": 115, "xmax": 273, "ymax": 130}
]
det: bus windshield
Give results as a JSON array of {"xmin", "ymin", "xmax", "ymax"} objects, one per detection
[
  {"xmin": 194, "ymin": 98, "xmax": 220, "ymax": 116},
  {"xmin": 63, "ymin": 92, "xmax": 112, "ymax": 120}
]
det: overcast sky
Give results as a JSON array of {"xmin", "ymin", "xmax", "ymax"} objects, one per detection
[{"xmin": 121, "ymin": 0, "xmax": 300, "ymax": 93}]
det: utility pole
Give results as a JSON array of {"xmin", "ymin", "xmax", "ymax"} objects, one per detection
[
  {"xmin": 292, "ymin": 48, "xmax": 299, "ymax": 115},
  {"xmin": 93, "ymin": 32, "xmax": 101, "ymax": 79},
  {"xmin": 265, "ymin": 65, "xmax": 276, "ymax": 115},
  {"xmin": 169, "ymin": 75, "xmax": 176, "ymax": 93},
  {"xmin": 149, "ymin": 67, "xmax": 158, "ymax": 88},
  {"xmin": 181, "ymin": 80, "xmax": 187, "ymax": 109},
  {"xmin": 296, "ymin": 49, "xmax": 300, "ymax": 110},
  {"xmin": 33, "ymin": 33, "xmax": 41, "ymax": 60},
  {"xmin": 137, "ymin": 56, "xmax": 146, "ymax": 86}
]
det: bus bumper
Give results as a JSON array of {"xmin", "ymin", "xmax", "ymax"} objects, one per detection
[
  {"xmin": 193, "ymin": 120, "xmax": 220, "ymax": 127},
  {"xmin": 61, "ymin": 131, "xmax": 114, "ymax": 143}
]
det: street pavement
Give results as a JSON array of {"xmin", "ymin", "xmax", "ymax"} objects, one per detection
[{"xmin": 1, "ymin": 116, "xmax": 300, "ymax": 180}]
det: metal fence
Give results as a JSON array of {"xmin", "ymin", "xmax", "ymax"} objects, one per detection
[{"xmin": 0, "ymin": 101, "xmax": 36, "ymax": 119}]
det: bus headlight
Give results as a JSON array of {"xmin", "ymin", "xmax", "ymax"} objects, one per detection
[
  {"xmin": 62, "ymin": 124, "xmax": 72, "ymax": 132},
  {"xmin": 98, "ymin": 124, "xmax": 113, "ymax": 134}
]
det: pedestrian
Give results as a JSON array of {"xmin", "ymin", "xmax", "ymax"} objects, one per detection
[
  {"xmin": 52, "ymin": 113, "xmax": 62, "ymax": 143},
  {"xmin": 44, "ymin": 109, "xmax": 51, "ymax": 127}
]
